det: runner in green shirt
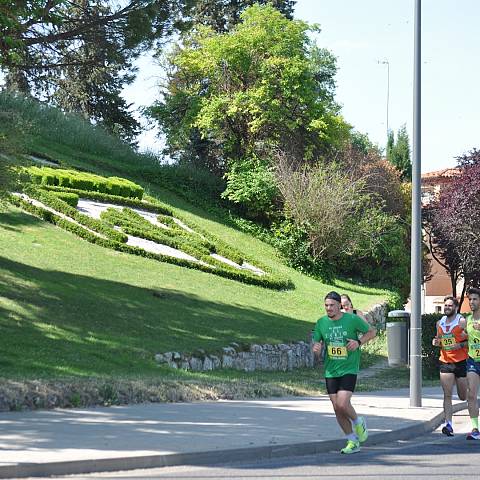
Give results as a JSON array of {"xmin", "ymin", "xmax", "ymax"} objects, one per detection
[
  {"xmin": 312, "ymin": 291, "xmax": 376, "ymax": 454},
  {"xmin": 465, "ymin": 287, "xmax": 480, "ymax": 440}
]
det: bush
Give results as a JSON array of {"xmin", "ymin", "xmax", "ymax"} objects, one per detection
[
  {"xmin": 26, "ymin": 166, "xmax": 144, "ymax": 199},
  {"xmin": 26, "ymin": 188, "xmax": 127, "ymax": 243},
  {"xmin": 11, "ymin": 194, "xmax": 292, "ymax": 290},
  {"xmin": 269, "ymin": 220, "xmax": 335, "ymax": 282},
  {"xmin": 41, "ymin": 185, "xmax": 173, "ymax": 215},
  {"xmin": 100, "ymin": 207, "xmax": 213, "ymax": 259},
  {"xmin": 422, "ymin": 313, "xmax": 442, "ymax": 379},
  {"xmin": 222, "ymin": 157, "xmax": 279, "ymax": 221},
  {"xmin": 49, "ymin": 191, "xmax": 79, "ymax": 207}
]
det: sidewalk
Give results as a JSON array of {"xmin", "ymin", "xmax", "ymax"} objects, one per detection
[{"xmin": 0, "ymin": 387, "xmax": 466, "ymax": 479}]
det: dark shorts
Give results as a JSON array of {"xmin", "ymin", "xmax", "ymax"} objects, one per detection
[
  {"xmin": 467, "ymin": 357, "xmax": 480, "ymax": 376},
  {"xmin": 439, "ymin": 359, "xmax": 467, "ymax": 378},
  {"xmin": 326, "ymin": 374, "xmax": 357, "ymax": 394}
]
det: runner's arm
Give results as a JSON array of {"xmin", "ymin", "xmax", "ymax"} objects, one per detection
[
  {"xmin": 347, "ymin": 325, "xmax": 376, "ymax": 351},
  {"xmin": 432, "ymin": 320, "xmax": 441, "ymax": 346}
]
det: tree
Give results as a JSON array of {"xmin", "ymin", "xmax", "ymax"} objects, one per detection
[
  {"xmin": 1, "ymin": 1, "xmax": 189, "ymax": 142},
  {"xmin": 186, "ymin": 0, "xmax": 296, "ymax": 32},
  {"xmin": 423, "ymin": 155, "xmax": 480, "ymax": 306},
  {"xmin": 150, "ymin": 4, "xmax": 350, "ymax": 213},
  {"xmin": 1, "ymin": 1, "xmax": 187, "ymax": 71},
  {"xmin": 46, "ymin": 2, "xmax": 140, "ymax": 142},
  {"xmin": 387, "ymin": 125, "xmax": 412, "ymax": 181}
]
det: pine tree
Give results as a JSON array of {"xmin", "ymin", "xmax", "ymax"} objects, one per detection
[{"xmin": 387, "ymin": 125, "xmax": 412, "ymax": 181}]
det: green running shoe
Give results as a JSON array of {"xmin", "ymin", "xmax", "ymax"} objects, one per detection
[
  {"xmin": 340, "ymin": 440, "xmax": 360, "ymax": 454},
  {"xmin": 354, "ymin": 416, "xmax": 368, "ymax": 443}
]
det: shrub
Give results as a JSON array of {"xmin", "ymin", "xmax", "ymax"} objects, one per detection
[
  {"xmin": 422, "ymin": 313, "xmax": 442, "ymax": 379},
  {"xmin": 25, "ymin": 166, "xmax": 144, "ymax": 199},
  {"xmin": 222, "ymin": 157, "xmax": 279, "ymax": 221},
  {"xmin": 25, "ymin": 188, "xmax": 127, "ymax": 243},
  {"xmin": 40, "ymin": 185, "xmax": 173, "ymax": 215},
  {"xmin": 49, "ymin": 191, "xmax": 79, "ymax": 207},
  {"xmin": 100, "ymin": 207, "xmax": 212, "ymax": 258},
  {"xmin": 11, "ymin": 182, "xmax": 293, "ymax": 290}
]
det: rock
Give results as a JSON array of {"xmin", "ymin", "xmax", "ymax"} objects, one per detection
[
  {"xmin": 210, "ymin": 355, "xmax": 221, "ymax": 369},
  {"xmin": 189, "ymin": 357, "xmax": 203, "ymax": 371},
  {"xmin": 254, "ymin": 352, "xmax": 268, "ymax": 370},
  {"xmin": 286, "ymin": 350, "xmax": 294, "ymax": 370},
  {"xmin": 154, "ymin": 354, "xmax": 166, "ymax": 363},
  {"xmin": 222, "ymin": 347, "xmax": 236, "ymax": 356},
  {"xmin": 203, "ymin": 357, "xmax": 213, "ymax": 371},
  {"xmin": 222, "ymin": 355, "xmax": 233, "ymax": 368},
  {"xmin": 243, "ymin": 358, "xmax": 255, "ymax": 372}
]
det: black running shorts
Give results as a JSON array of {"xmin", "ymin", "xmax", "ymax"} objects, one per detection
[
  {"xmin": 325, "ymin": 374, "xmax": 357, "ymax": 394},
  {"xmin": 439, "ymin": 359, "xmax": 467, "ymax": 378}
]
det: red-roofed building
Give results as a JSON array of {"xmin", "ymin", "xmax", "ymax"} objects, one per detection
[{"xmin": 421, "ymin": 167, "xmax": 467, "ymax": 313}]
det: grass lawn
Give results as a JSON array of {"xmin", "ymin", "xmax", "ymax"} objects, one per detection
[
  {"xmin": 0, "ymin": 204, "xmax": 387, "ymax": 380},
  {"xmin": 0, "ymin": 93, "xmax": 401, "ymax": 408}
]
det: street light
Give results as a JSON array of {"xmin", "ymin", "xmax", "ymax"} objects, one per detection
[
  {"xmin": 377, "ymin": 59, "xmax": 390, "ymax": 139},
  {"xmin": 410, "ymin": 0, "xmax": 422, "ymax": 408}
]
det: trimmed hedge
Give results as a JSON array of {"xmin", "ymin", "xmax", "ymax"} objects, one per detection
[
  {"xmin": 11, "ymin": 195, "xmax": 293, "ymax": 290},
  {"xmin": 100, "ymin": 208, "xmax": 213, "ymax": 258},
  {"xmin": 25, "ymin": 188, "xmax": 127, "ymax": 243},
  {"xmin": 422, "ymin": 313, "xmax": 442, "ymax": 379},
  {"xmin": 40, "ymin": 185, "xmax": 173, "ymax": 215},
  {"xmin": 49, "ymin": 191, "xmax": 79, "ymax": 207},
  {"xmin": 26, "ymin": 166, "xmax": 144, "ymax": 199}
]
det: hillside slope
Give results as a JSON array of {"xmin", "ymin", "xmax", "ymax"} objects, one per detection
[{"xmin": 0, "ymin": 94, "xmax": 390, "ymax": 394}]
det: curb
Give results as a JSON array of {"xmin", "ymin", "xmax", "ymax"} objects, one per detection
[{"xmin": 1, "ymin": 402, "xmax": 467, "ymax": 479}]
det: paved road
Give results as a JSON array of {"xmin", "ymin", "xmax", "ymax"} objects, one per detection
[{"xmin": 25, "ymin": 411, "xmax": 480, "ymax": 479}]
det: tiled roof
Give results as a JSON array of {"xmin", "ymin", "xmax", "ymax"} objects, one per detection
[{"xmin": 421, "ymin": 167, "xmax": 461, "ymax": 180}]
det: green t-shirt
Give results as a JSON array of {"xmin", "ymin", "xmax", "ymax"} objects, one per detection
[
  {"xmin": 466, "ymin": 313, "xmax": 480, "ymax": 361},
  {"xmin": 313, "ymin": 312, "xmax": 370, "ymax": 378}
]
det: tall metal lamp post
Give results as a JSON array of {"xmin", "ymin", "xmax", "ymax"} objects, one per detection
[
  {"xmin": 378, "ymin": 59, "xmax": 390, "ymax": 139},
  {"xmin": 410, "ymin": 0, "xmax": 422, "ymax": 407}
]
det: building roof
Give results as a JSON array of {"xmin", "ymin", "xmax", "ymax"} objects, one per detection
[{"xmin": 421, "ymin": 167, "xmax": 461, "ymax": 181}]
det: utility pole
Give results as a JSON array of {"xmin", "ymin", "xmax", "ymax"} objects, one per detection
[
  {"xmin": 378, "ymin": 59, "xmax": 390, "ymax": 139},
  {"xmin": 410, "ymin": 0, "xmax": 422, "ymax": 408}
]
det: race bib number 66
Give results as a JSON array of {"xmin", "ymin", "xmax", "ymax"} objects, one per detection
[{"xmin": 327, "ymin": 343, "xmax": 347, "ymax": 359}]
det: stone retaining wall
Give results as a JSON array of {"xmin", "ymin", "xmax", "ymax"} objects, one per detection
[
  {"xmin": 155, "ymin": 341, "xmax": 314, "ymax": 372},
  {"xmin": 155, "ymin": 303, "xmax": 387, "ymax": 373}
]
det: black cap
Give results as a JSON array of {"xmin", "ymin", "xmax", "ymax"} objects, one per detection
[{"xmin": 324, "ymin": 291, "xmax": 342, "ymax": 303}]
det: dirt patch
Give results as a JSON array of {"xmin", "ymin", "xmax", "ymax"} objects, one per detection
[{"xmin": 0, "ymin": 378, "xmax": 310, "ymax": 412}]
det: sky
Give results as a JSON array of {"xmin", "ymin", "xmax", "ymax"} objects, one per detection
[
  {"xmin": 1, "ymin": 2, "xmax": 475, "ymax": 172},
  {"xmin": 124, "ymin": 0, "xmax": 480, "ymax": 173}
]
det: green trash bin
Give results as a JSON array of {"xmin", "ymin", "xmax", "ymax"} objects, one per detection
[{"xmin": 386, "ymin": 310, "xmax": 410, "ymax": 366}]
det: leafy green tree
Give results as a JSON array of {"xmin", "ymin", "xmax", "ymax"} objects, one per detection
[
  {"xmin": 150, "ymin": 4, "xmax": 349, "ymax": 215},
  {"xmin": 387, "ymin": 125, "xmax": 412, "ymax": 181},
  {"xmin": 186, "ymin": 0, "xmax": 296, "ymax": 32}
]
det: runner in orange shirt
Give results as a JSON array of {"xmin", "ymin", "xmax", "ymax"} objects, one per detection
[{"xmin": 432, "ymin": 295, "xmax": 468, "ymax": 436}]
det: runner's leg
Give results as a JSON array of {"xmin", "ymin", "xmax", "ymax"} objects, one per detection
[
  {"xmin": 467, "ymin": 371, "xmax": 480, "ymax": 420},
  {"xmin": 329, "ymin": 392, "xmax": 354, "ymax": 435},
  {"xmin": 440, "ymin": 372, "xmax": 455, "ymax": 423},
  {"xmin": 455, "ymin": 376, "xmax": 467, "ymax": 401}
]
